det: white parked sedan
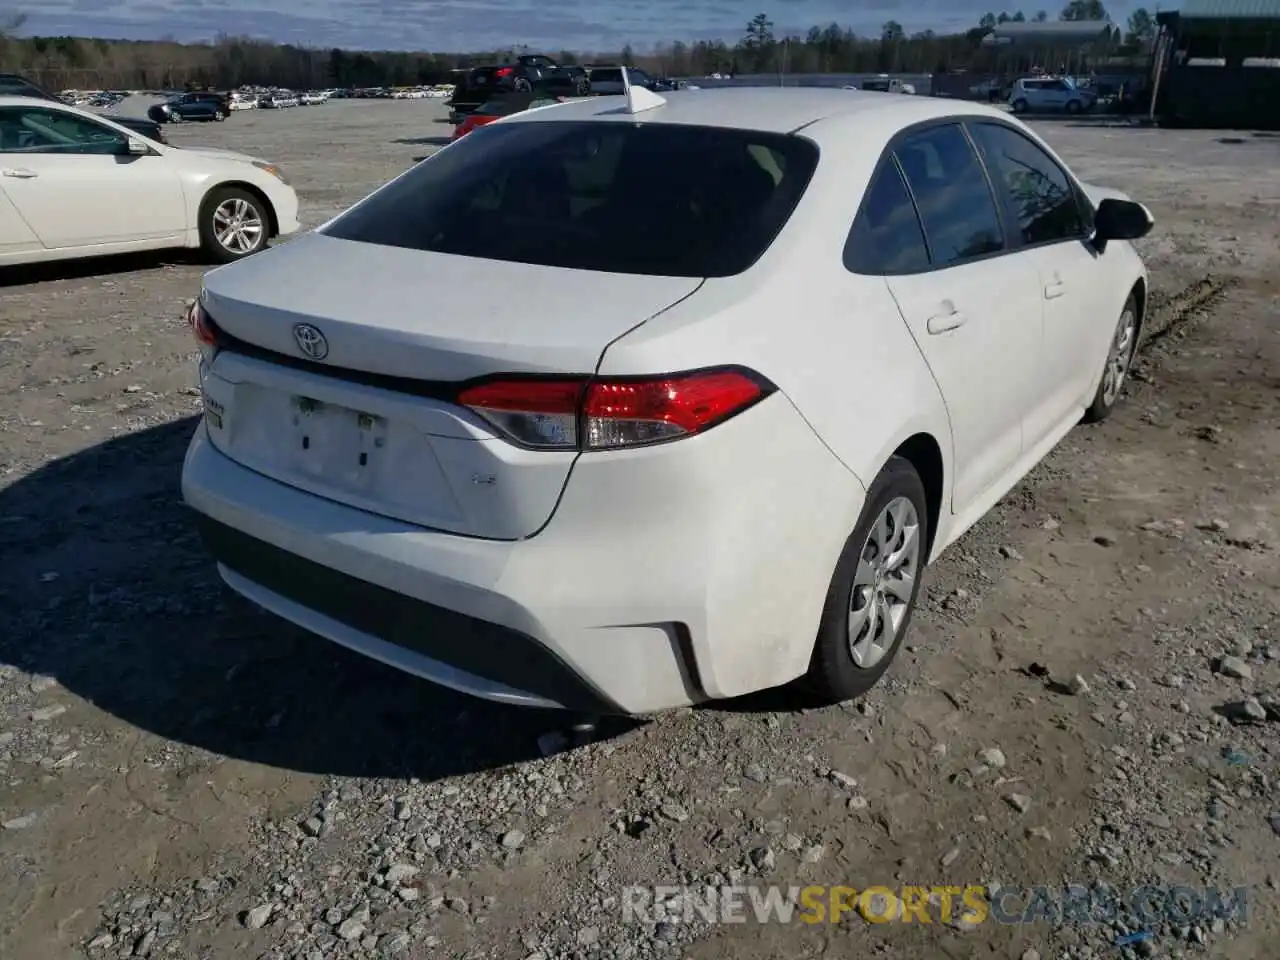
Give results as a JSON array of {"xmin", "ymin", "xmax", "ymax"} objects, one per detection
[
  {"xmin": 0, "ymin": 96, "xmax": 299, "ymax": 267},
  {"xmin": 181, "ymin": 85, "xmax": 1152, "ymax": 716}
]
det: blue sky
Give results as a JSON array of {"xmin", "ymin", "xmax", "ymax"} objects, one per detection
[{"xmin": 19, "ymin": 0, "xmax": 1143, "ymax": 52}]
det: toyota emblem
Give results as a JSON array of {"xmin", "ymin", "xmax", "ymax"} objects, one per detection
[{"xmin": 292, "ymin": 323, "xmax": 328, "ymax": 360}]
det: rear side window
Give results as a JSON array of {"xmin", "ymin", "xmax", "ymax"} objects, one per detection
[
  {"xmin": 844, "ymin": 161, "xmax": 930, "ymax": 275},
  {"xmin": 591, "ymin": 69, "xmax": 622, "ymax": 83},
  {"xmin": 968, "ymin": 122, "xmax": 1086, "ymax": 245},
  {"xmin": 324, "ymin": 121, "xmax": 820, "ymax": 278},
  {"xmin": 893, "ymin": 124, "xmax": 1004, "ymax": 267}
]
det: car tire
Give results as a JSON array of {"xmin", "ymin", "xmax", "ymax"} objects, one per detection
[
  {"xmin": 199, "ymin": 186, "xmax": 270, "ymax": 265},
  {"xmin": 1066, "ymin": 99, "xmax": 1082, "ymax": 114},
  {"xmin": 1082, "ymin": 295, "xmax": 1139, "ymax": 423},
  {"xmin": 805, "ymin": 456, "xmax": 929, "ymax": 703},
  {"xmin": 513, "ymin": 77, "xmax": 533, "ymax": 93},
  {"xmin": 574, "ymin": 78, "xmax": 590, "ymax": 96},
  {"xmin": 1012, "ymin": 98, "xmax": 1028, "ymax": 113}
]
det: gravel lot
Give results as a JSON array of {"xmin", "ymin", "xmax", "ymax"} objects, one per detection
[{"xmin": 1, "ymin": 98, "xmax": 1278, "ymax": 960}]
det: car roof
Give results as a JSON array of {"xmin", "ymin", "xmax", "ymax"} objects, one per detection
[
  {"xmin": 0, "ymin": 94, "xmax": 72, "ymax": 108},
  {"xmin": 501, "ymin": 86, "xmax": 1012, "ymax": 135}
]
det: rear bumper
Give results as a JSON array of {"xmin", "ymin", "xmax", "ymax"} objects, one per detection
[
  {"xmin": 195, "ymin": 514, "xmax": 617, "ymax": 712},
  {"xmin": 181, "ymin": 393, "xmax": 864, "ymax": 714}
]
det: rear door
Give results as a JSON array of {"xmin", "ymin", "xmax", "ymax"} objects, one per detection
[
  {"xmin": 878, "ymin": 122, "xmax": 1044, "ymax": 513},
  {"xmin": 0, "ymin": 105, "xmax": 186, "ymax": 248},
  {"xmin": 968, "ymin": 120, "xmax": 1110, "ymax": 442}
]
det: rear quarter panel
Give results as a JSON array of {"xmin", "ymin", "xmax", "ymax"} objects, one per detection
[{"xmin": 596, "ymin": 113, "xmax": 953, "ymax": 500}]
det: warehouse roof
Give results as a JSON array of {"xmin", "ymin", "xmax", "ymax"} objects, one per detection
[
  {"xmin": 1177, "ymin": 0, "xmax": 1280, "ymax": 18},
  {"xmin": 981, "ymin": 20, "xmax": 1122, "ymax": 46}
]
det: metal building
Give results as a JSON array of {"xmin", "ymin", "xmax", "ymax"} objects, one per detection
[{"xmin": 1151, "ymin": 0, "xmax": 1280, "ymax": 128}]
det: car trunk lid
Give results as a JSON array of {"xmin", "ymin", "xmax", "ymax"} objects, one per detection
[{"xmin": 198, "ymin": 232, "xmax": 703, "ymax": 539}]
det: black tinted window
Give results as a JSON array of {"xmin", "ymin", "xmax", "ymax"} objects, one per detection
[
  {"xmin": 0, "ymin": 76, "xmax": 47, "ymax": 98},
  {"xmin": 326, "ymin": 121, "xmax": 819, "ymax": 278},
  {"xmin": 845, "ymin": 161, "xmax": 930, "ymax": 274},
  {"xmin": 0, "ymin": 107, "xmax": 125, "ymax": 155},
  {"xmin": 894, "ymin": 124, "xmax": 1003, "ymax": 267},
  {"xmin": 970, "ymin": 123, "xmax": 1085, "ymax": 245},
  {"xmin": 591, "ymin": 69, "xmax": 622, "ymax": 82}
]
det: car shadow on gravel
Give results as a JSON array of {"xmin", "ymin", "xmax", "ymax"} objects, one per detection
[
  {"xmin": 0, "ymin": 417, "xmax": 639, "ymax": 782},
  {"xmin": 0, "ymin": 250, "xmax": 200, "ymax": 288}
]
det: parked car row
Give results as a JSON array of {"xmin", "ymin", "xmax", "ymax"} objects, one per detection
[
  {"xmin": 447, "ymin": 56, "xmax": 683, "ymax": 121},
  {"xmin": 59, "ymin": 89, "xmax": 127, "ymax": 108}
]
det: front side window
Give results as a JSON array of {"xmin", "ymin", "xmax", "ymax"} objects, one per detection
[
  {"xmin": 0, "ymin": 107, "xmax": 126, "ymax": 155},
  {"xmin": 969, "ymin": 122, "xmax": 1086, "ymax": 245},
  {"xmin": 892, "ymin": 123, "xmax": 1004, "ymax": 267},
  {"xmin": 325, "ymin": 120, "xmax": 820, "ymax": 278},
  {"xmin": 844, "ymin": 161, "xmax": 930, "ymax": 275}
]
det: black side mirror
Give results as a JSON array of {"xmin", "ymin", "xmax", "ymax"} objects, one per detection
[{"xmin": 1094, "ymin": 198, "xmax": 1154, "ymax": 242}]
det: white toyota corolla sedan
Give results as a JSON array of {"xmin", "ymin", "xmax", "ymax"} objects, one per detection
[
  {"xmin": 0, "ymin": 96, "xmax": 299, "ymax": 267},
  {"xmin": 181, "ymin": 84, "xmax": 1152, "ymax": 715}
]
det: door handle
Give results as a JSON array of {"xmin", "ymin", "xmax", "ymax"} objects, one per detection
[
  {"xmin": 926, "ymin": 310, "xmax": 967, "ymax": 334},
  {"xmin": 1044, "ymin": 280, "xmax": 1066, "ymax": 299},
  {"xmin": 1, "ymin": 168, "xmax": 37, "ymax": 178}
]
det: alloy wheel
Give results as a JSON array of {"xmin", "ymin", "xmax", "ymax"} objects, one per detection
[
  {"xmin": 212, "ymin": 198, "xmax": 264, "ymax": 255},
  {"xmin": 1099, "ymin": 307, "xmax": 1136, "ymax": 407},
  {"xmin": 848, "ymin": 496, "xmax": 921, "ymax": 669}
]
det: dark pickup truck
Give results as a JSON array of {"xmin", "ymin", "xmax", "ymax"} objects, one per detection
[
  {"xmin": 448, "ymin": 55, "xmax": 590, "ymax": 119},
  {"xmin": 0, "ymin": 73, "xmax": 167, "ymax": 143}
]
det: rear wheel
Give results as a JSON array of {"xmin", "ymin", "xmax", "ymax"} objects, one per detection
[
  {"xmin": 1066, "ymin": 99, "xmax": 1083, "ymax": 114},
  {"xmin": 806, "ymin": 457, "xmax": 928, "ymax": 703},
  {"xmin": 199, "ymin": 187, "xmax": 269, "ymax": 264},
  {"xmin": 1083, "ymin": 296, "xmax": 1139, "ymax": 423},
  {"xmin": 1012, "ymin": 98, "xmax": 1028, "ymax": 113},
  {"xmin": 513, "ymin": 77, "xmax": 533, "ymax": 93}
]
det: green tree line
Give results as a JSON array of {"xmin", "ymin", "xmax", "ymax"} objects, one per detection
[{"xmin": 0, "ymin": 3, "xmax": 1157, "ymax": 92}]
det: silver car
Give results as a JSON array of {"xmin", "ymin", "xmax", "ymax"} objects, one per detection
[{"xmin": 1008, "ymin": 77, "xmax": 1095, "ymax": 114}]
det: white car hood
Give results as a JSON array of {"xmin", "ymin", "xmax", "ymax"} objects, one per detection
[{"xmin": 177, "ymin": 145, "xmax": 262, "ymax": 165}]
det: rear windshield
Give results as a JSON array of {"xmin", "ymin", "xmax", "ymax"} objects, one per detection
[{"xmin": 324, "ymin": 120, "xmax": 819, "ymax": 277}]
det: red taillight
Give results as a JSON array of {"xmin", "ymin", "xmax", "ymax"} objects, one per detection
[
  {"xmin": 456, "ymin": 367, "xmax": 772, "ymax": 451},
  {"xmin": 187, "ymin": 300, "xmax": 219, "ymax": 347},
  {"xmin": 495, "ymin": 66, "xmax": 514, "ymax": 78}
]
